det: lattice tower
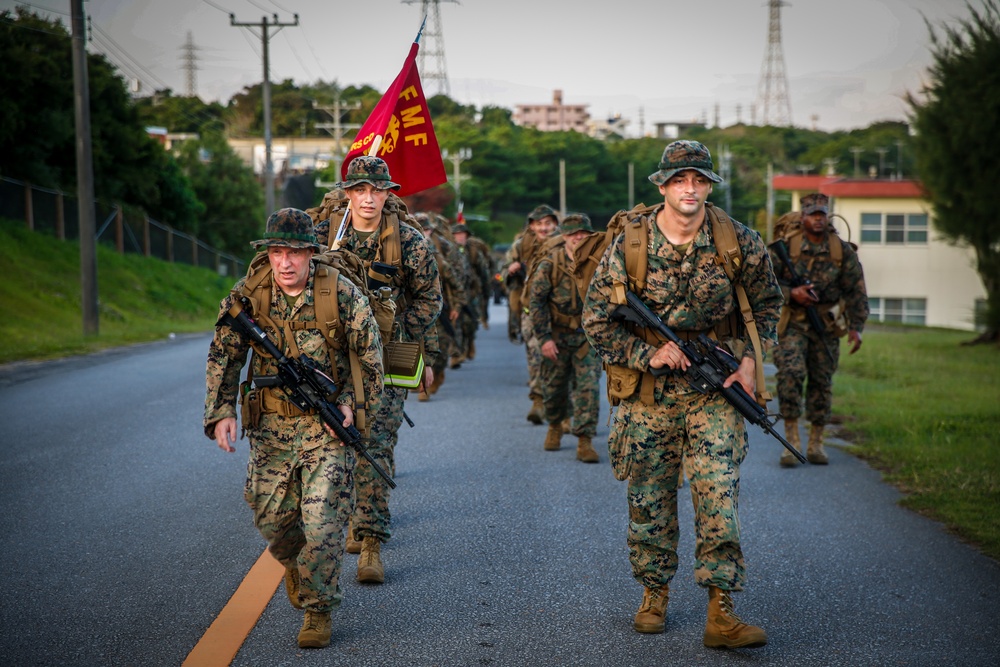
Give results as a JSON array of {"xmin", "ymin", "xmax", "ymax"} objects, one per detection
[
  {"xmin": 181, "ymin": 31, "xmax": 198, "ymax": 97},
  {"xmin": 755, "ymin": 0, "xmax": 792, "ymax": 126},
  {"xmin": 403, "ymin": 0, "xmax": 457, "ymax": 97}
]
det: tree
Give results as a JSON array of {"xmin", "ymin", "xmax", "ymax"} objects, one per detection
[{"xmin": 908, "ymin": 0, "xmax": 1000, "ymax": 342}]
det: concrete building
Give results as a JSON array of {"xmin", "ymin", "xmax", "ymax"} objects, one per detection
[
  {"xmin": 773, "ymin": 174, "xmax": 986, "ymax": 331},
  {"xmin": 514, "ymin": 90, "xmax": 590, "ymax": 133}
]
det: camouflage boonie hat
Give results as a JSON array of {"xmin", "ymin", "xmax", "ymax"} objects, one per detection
[
  {"xmin": 412, "ymin": 212, "xmax": 435, "ymax": 231},
  {"xmin": 334, "ymin": 156, "xmax": 401, "ymax": 191},
  {"xmin": 801, "ymin": 192, "xmax": 830, "ymax": 215},
  {"xmin": 451, "ymin": 222, "xmax": 471, "ymax": 236},
  {"xmin": 560, "ymin": 213, "xmax": 593, "ymax": 235},
  {"xmin": 526, "ymin": 204, "xmax": 559, "ymax": 225},
  {"xmin": 648, "ymin": 140, "xmax": 723, "ymax": 185},
  {"xmin": 250, "ymin": 208, "xmax": 321, "ymax": 250}
]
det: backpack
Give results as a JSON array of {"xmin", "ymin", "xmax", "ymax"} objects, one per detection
[
  {"xmin": 235, "ymin": 248, "xmax": 398, "ymax": 436},
  {"xmin": 525, "ymin": 236, "xmax": 585, "ymax": 331},
  {"xmin": 596, "ymin": 201, "xmax": 772, "ymax": 407},
  {"xmin": 772, "ymin": 210, "xmax": 843, "ymax": 267}
]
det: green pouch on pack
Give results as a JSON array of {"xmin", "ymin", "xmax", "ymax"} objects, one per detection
[{"xmin": 384, "ymin": 341, "xmax": 425, "ymax": 389}]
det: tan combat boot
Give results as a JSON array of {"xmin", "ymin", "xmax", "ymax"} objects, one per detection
[
  {"xmin": 527, "ymin": 397, "xmax": 545, "ymax": 425},
  {"xmin": 633, "ymin": 586, "xmax": 669, "ymax": 634},
  {"xmin": 429, "ymin": 368, "xmax": 445, "ymax": 395},
  {"xmin": 297, "ymin": 609, "xmax": 332, "ymax": 648},
  {"xmin": 357, "ymin": 536, "xmax": 384, "ymax": 584},
  {"xmin": 345, "ymin": 522, "xmax": 362, "ymax": 555},
  {"xmin": 284, "ymin": 565, "xmax": 303, "ymax": 609},
  {"xmin": 703, "ymin": 586, "xmax": 767, "ymax": 649},
  {"xmin": 807, "ymin": 424, "xmax": 829, "ymax": 464},
  {"xmin": 543, "ymin": 423, "xmax": 563, "ymax": 451},
  {"xmin": 576, "ymin": 436, "xmax": 599, "ymax": 463},
  {"xmin": 780, "ymin": 418, "xmax": 801, "ymax": 468},
  {"xmin": 417, "ymin": 389, "xmax": 430, "ymax": 402}
]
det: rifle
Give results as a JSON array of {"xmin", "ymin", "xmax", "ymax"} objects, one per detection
[
  {"xmin": 770, "ymin": 239, "xmax": 835, "ymax": 363},
  {"xmin": 611, "ymin": 291, "xmax": 808, "ymax": 464},
  {"xmin": 219, "ymin": 297, "xmax": 397, "ymax": 488}
]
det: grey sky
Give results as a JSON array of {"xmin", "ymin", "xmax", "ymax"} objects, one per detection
[{"xmin": 6, "ymin": 0, "xmax": 978, "ymax": 132}]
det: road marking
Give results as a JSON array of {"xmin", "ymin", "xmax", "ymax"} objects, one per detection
[{"xmin": 182, "ymin": 549, "xmax": 284, "ymax": 667}]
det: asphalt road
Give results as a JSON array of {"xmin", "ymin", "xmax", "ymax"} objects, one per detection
[{"xmin": 1, "ymin": 303, "xmax": 998, "ymax": 667}]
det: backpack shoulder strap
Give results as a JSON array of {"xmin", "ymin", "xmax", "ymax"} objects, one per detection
[{"xmin": 706, "ymin": 204, "xmax": 771, "ymax": 405}]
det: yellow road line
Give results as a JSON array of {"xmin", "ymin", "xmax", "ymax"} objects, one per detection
[{"xmin": 182, "ymin": 549, "xmax": 284, "ymax": 667}]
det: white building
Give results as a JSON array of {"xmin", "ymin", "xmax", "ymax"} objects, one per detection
[{"xmin": 773, "ymin": 175, "xmax": 986, "ymax": 331}]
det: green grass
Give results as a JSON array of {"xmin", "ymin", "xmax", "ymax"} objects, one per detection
[
  {"xmin": 831, "ymin": 326, "xmax": 1000, "ymax": 560},
  {"xmin": 0, "ymin": 218, "xmax": 233, "ymax": 363}
]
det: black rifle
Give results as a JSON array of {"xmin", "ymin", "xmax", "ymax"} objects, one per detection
[
  {"xmin": 367, "ymin": 261, "xmax": 398, "ymax": 291},
  {"xmin": 770, "ymin": 239, "xmax": 835, "ymax": 362},
  {"xmin": 611, "ymin": 291, "xmax": 808, "ymax": 464},
  {"xmin": 219, "ymin": 297, "xmax": 397, "ymax": 488}
]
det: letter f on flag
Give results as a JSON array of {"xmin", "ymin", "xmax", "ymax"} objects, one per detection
[{"xmin": 341, "ymin": 33, "xmax": 447, "ymax": 197}]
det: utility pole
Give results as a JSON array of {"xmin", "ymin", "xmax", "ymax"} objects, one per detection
[
  {"xmin": 895, "ymin": 140, "xmax": 904, "ymax": 179},
  {"xmin": 314, "ymin": 88, "xmax": 361, "ymax": 180},
  {"xmin": 230, "ymin": 13, "xmax": 299, "ymax": 214},
  {"xmin": 442, "ymin": 148, "xmax": 471, "ymax": 207},
  {"xmin": 71, "ymin": 0, "xmax": 98, "ymax": 336},
  {"xmin": 875, "ymin": 147, "xmax": 888, "ymax": 179}
]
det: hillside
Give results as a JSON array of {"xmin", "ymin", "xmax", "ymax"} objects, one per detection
[{"xmin": 0, "ymin": 218, "xmax": 234, "ymax": 364}]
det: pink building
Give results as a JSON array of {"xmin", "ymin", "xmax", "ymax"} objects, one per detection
[{"xmin": 514, "ymin": 90, "xmax": 590, "ymax": 133}]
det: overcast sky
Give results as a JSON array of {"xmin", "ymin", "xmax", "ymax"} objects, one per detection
[{"xmin": 7, "ymin": 0, "xmax": 978, "ymax": 133}]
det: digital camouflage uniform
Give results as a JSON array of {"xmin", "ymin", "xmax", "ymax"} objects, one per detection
[
  {"xmin": 330, "ymin": 161, "xmax": 443, "ymax": 545},
  {"xmin": 413, "ymin": 213, "xmax": 462, "ymax": 388},
  {"xmin": 583, "ymin": 179, "xmax": 781, "ymax": 593},
  {"xmin": 204, "ymin": 209, "xmax": 383, "ymax": 614},
  {"xmin": 528, "ymin": 215, "xmax": 601, "ymax": 439},
  {"xmin": 770, "ymin": 196, "xmax": 869, "ymax": 427},
  {"xmin": 505, "ymin": 205, "xmax": 560, "ymax": 408}
]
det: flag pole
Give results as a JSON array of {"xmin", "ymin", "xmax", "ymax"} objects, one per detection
[{"xmin": 331, "ymin": 135, "xmax": 384, "ymax": 250}]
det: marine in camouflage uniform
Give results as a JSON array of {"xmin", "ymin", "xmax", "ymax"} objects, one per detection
[
  {"xmin": 463, "ymin": 229, "xmax": 495, "ymax": 331},
  {"xmin": 527, "ymin": 213, "xmax": 602, "ymax": 463},
  {"xmin": 583, "ymin": 141, "xmax": 781, "ymax": 648},
  {"xmin": 770, "ymin": 193, "xmax": 869, "ymax": 466},
  {"xmin": 505, "ymin": 205, "xmax": 560, "ymax": 423},
  {"xmin": 449, "ymin": 222, "xmax": 480, "ymax": 364},
  {"xmin": 329, "ymin": 157, "xmax": 442, "ymax": 583},
  {"xmin": 204, "ymin": 208, "xmax": 383, "ymax": 649}
]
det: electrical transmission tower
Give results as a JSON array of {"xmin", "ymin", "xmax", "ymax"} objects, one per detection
[
  {"xmin": 402, "ymin": 0, "xmax": 457, "ymax": 97},
  {"xmin": 755, "ymin": 0, "xmax": 793, "ymax": 127},
  {"xmin": 181, "ymin": 31, "xmax": 198, "ymax": 97}
]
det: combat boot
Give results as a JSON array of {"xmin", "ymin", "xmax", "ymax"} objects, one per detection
[
  {"xmin": 284, "ymin": 565, "xmax": 303, "ymax": 609},
  {"xmin": 429, "ymin": 368, "xmax": 445, "ymax": 395},
  {"xmin": 345, "ymin": 522, "xmax": 362, "ymax": 555},
  {"xmin": 780, "ymin": 418, "xmax": 801, "ymax": 468},
  {"xmin": 703, "ymin": 586, "xmax": 767, "ymax": 649},
  {"xmin": 467, "ymin": 340, "xmax": 476, "ymax": 360},
  {"xmin": 807, "ymin": 424, "xmax": 829, "ymax": 465},
  {"xmin": 543, "ymin": 423, "xmax": 563, "ymax": 451},
  {"xmin": 418, "ymin": 389, "xmax": 430, "ymax": 402},
  {"xmin": 357, "ymin": 536, "xmax": 384, "ymax": 584},
  {"xmin": 634, "ymin": 586, "xmax": 669, "ymax": 634},
  {"xmin": 527, "ymin": 397, "xmax": 545, "ymax": 424},
  {"xmin": 297, "ymin": 609, "xmax": 332, "ymax": 649},
  {"xmin": 576, "ymin": 436, "xmax": 599, "ymax": 463}
]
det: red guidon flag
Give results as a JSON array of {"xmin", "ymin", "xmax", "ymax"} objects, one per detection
[{"xmin": 341, "ymin": 41, "xmax": 447, "ymax": 197}]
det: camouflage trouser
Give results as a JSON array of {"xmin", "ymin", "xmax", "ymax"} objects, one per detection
[
  {"xmin": 244, "ymin": 425, "xmax": 354, "ymax": 613},
  {"xmin": 774, "ymin": 325, "xmax": 840, "ymax": 425},
  {"xmin": 431, "ymin": 319, "xmax": 451, "ymax": 377},
  {"xmin": 521, "ymin": 310, "xmax": 543, "ymax": 401},
  {"xmin": 609, "ymin": 388, "xmax": 748, "ymax": 591},
  {"xmin": 540, "ymin": 332, "xmax": 600, "ymax": 437},
  {"xmin": 459, "ymin": 306, "xmax": 478, "ymax": 357},
  {"xmin": 351, "ymin": 385, "xmax": 406, "ymax": 543}
]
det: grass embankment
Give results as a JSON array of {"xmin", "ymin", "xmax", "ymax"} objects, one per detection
[
  {"xmin": 0, "ymin": 218, "xmax": 234, "ymax": 364},
  {"xmin": 832, "ymin": 327, "xmax": 1000, "ymax": 561}
]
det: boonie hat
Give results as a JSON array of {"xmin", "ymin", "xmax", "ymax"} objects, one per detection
[
  {"xmin": 560, "ymin": 213, "xmax": 593, "ymax": 235},
  {"xmin": 648, "ymin": 140, "xmax": 723, "ymax": 185},
  {"xmin": 250, "ymin": 208, "xmax": 321, "ymax": 250},
  {"xmin": 335, "ymin": 156, "xmax": 401, "ymax": 191},
  {"xmin": 526, "ymin": 204, "xmax": 559, "ymax": 225},
  {"xmin": 800, "ymin": 193, "xmax": 830, "ymax": 215},
  {"xmin": 451, "ymin": 222, "xmax": 471, "ymax": 236}
]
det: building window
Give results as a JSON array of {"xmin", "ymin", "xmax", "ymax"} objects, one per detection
[
  {"xmin": 859, "ymin": 212, "xmax": 929, "ymax": 245},
  {"xmin": 868, "ymin": 297, "xmax": 927, "ymax": 325}
]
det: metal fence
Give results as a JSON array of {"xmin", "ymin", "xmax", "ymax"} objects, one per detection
[{"xmin": 0, "ymin": 176, "xmax": 244, "ymax": 278}]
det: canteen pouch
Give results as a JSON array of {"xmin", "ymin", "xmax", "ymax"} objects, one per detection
[
  {"xmin": 821, "ymin": 299, "xmax": 850, "ymax": 338},
  {"xmin": 239, "ymin": 380, "xmax": 262, "ymax": 429},
  {"xmin": 384, "ymin": 341, "xmax": 425, "ymax": 389},
  {"xmin": 606, "ymin": 364, "xmax": 641, "ymax": 406}
]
